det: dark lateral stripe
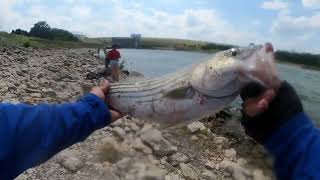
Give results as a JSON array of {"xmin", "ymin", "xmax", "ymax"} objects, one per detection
[
  {"xmin": 111, "ymin": 70, "xmax": 189, "ymax": 90},
  {"xmin": 110, "ymin": 91, "xmax": 164, "ymax": 98},
  {"xmin": 110, "ymin": 73, "xmax": 187, "ymax": 91},
  {"xmin": 135, "ymin": 97, "xmax": 163, "ymax": 104},
  {"xmin": 110, "ymin": 73, "xmax": 189, "ymax": 94}
]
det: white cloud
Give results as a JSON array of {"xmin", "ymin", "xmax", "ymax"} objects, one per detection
[
  {"xmin": 261, "ymin": 0, "xmax": 289, "ymax": 10},
  {"xmin": 109, "ymin": 5, "xmax": 258, "ymax": 45},
  {"xmin": 0, "ymin": 0, "xmax": 21, "ymax": 30},
  {"xmin": 71, "ymin": 6, "xmax": 91, "ymax": 17},
  {"xmin": 1, "ymin": 0, "xmax": 319, "ymax": 53},
  {"xmin": 0, "ymin": 0, "xmax": 261, "ymax": 47},
  {"xmin": 302, "ymin": 0, "xmax": 320, "ymax": 9},
  {"xmin": 269, "ymin": 12, "xmax": 320, "ymax": 52},
  {"xmin": 271, "ymin": 12, "xmax": 320, "ymax": 33}
]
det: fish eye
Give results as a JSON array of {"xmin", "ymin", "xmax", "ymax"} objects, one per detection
[{"xmin": 230, "ymin": 48, "xmax": 238, "ymax": 56}]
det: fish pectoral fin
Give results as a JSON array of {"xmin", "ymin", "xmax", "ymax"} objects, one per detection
[{"xmin": 164, "ymin": 86, "xmax": 194, "ymax": 99}]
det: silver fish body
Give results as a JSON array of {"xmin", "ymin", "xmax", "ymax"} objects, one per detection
[
  {"xmin": 108, "ymin": 44, "xmax": 274, "ymax": 125},
  {"xmin": 109, "ymin": 69, "xmax": 237, "ymax": 125}
]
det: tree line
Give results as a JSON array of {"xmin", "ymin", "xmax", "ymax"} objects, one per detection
[
  {"xmin": 11, "ymin": 21, "xmax": 79, "ymax": 42},
  {"xmin": 275, "ymin": 50, "xmax": 320, "ymax": 68}
]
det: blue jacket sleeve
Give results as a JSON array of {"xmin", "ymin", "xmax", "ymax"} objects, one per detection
[
  {"xmin": 0, "ymin": 93, "xmax": 111, "ymax": 180},
  {"xmin": 264, "ymin": 112, "xmax": 320, "ymax": 179}
]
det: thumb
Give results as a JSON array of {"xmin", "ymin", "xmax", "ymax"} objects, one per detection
[{"xmin": 99, "ymin": 79, "xmax": 110, "ymax": 95}]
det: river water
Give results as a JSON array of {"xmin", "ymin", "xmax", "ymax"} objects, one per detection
[{"xmin": 101, "ymin": 49, "xmax": 320, "ymax": 124}]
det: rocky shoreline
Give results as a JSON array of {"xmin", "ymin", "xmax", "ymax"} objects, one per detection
[{"xmin": 0, "ymin": 47, "xmax": 274, "ymax": 180}]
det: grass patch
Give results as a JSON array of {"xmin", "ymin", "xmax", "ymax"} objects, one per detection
[{"xmin": 0, "ymin": 31, "xmax": 103, "ymax": 48}]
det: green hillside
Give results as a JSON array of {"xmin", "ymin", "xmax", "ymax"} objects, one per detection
[
  {"xmin": 0, "ymin": 32, "xmax": 102, "ymax": 48},
  {"xmin": 1, "ymin": 32, "xmax": 319, "ymax": 70},
  {"xmin": 82, "ymin": 36, "xmax": 233, "ymax": 52}
]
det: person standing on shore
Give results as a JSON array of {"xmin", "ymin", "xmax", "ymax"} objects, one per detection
[{"xmin": 107, "ymin": 44, "xmax": 121, "ymax": 82}]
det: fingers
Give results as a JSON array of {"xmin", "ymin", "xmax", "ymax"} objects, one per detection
[
  {"xmin": 263, "ymin": 89, "xmax": 275, "ymax": 102},
  {"xmin": 90, "ymin": 80, "xmax": 124, "ymax": 122},
  {"xmin": 110, "ymin": 110, "xmax": 123, "ymax": 122},
  {"xmin": 90, "ymin": 79, "xmax": 110, "ymax": 101},
  {"xmin": 243, "ymin": 89, "xmax": 275, "ymax": 117},
  {"xmin": 99, "ymin": 79, "xmax": 110, "ymax": 94},
  {"xmin": 90, "ymin": 87, "xmax": 105, "ymax": 100}
]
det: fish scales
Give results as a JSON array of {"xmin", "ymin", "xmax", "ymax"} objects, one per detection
[{"xmin": 107, "ymin": 44, "xmax": 274, "ymax": 126}]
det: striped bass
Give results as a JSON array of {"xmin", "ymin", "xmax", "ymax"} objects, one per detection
[{"xmin": 108, "ymin": 43, "xmax": 277, "ymax": 125}]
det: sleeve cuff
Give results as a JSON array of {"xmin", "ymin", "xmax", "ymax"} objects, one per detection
[{"xmin": 80, "ymin": 93, "xmax": 112, "ymax": 126}]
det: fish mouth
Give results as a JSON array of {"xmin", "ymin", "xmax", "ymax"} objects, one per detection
[
  {"xmin": 240, "ymin": 43, "xmax": 274, "ymax": 60},
  {"xmin": 238, "ymin": 45, "xmax": 264, "ymax": 60}
]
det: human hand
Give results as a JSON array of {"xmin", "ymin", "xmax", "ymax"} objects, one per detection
[
  {"xmin": 240, "ymin": 82, "xmax": 303, "ymax": 143},
  {"xmin": 241, "ymin": 83, "xmax": 276, "ymax": 117},
  {"xmin": 90, "ymin": 79, "xmax": 123, "ymax": 122}
]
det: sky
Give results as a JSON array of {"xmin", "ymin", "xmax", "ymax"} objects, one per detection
[{"xmin": 0, "ymin": 0, "xmax": 320, "ymax": 53}]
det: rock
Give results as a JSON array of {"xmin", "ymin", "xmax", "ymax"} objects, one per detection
[
  {"xmin": 47, "ymin": 66, "xmax": 60, "ymax": 73},
  {"xmin": 124, "ymin": 126, "xmax": 131, "ymax": 132},
  {"xmin": 98, "ymin": 137, "xmax": 123, "ymax": 163},
  {"xmin": 0, "ymin": 85, "xmax": 8, "ymax": 93},
  {"xmin": 58, "ymin": 150, "xmax": 84, "ymax": 173},
  {"xmin": 59, "ymin": 156, "xmax": 84, "ymax": 173},
  {"xmin": 168, "ymin": 153, "xmax": 189, "ymax": 166},
  {"xmin": 16, "ymin": 70, "xmax": 24, "ymax": 76},
  {"xmin": 115, "ymin": 157, "xmax": 131, "ymax": 172},
  {"xmin": 165, "ymin": 174, "xmax": 181, "ymax": 180},
  {"xmin": 101, "ymin": 167, "xmax": 120, "ymax": 180},
  {"xmin": 15, "ymin": 174, "xmax": 28, "ymax": 180},
  {"xmin": 58, "ymin": 73, "xmax": 76, "ymax": 81},
  {"xmin": 30, "ymin": 93, "xmax": 42, "ymax": 98},
  {"xmin": 111, "ymin": 118, "xmax": 124, "ymax": 127},
  {"xmin": 213, "ymin": 136, "xmax": 229, "ymax": 148},
  {"xmin": 127, "ymin": 122, "xmax": 140, "ymax": 132},
  {"xmin": 7, "ymin": 82, "xmax": 17, "ymax": 91},
  {"xmin": 160, "ymin": 157, "xmax": 168, "ymax": 165},
  {"xmin": 26, "ymin": 82, "xmax": 37, "ymax": 89},
  {"xmin": 132, "ymin": 138, "xmax": 153, "ymax": 154},
  {"xmin": 214, "ymin": 163, "xmax": 220, "ymax": 171},
  {"xmin": 125, "ymin": 163, "xmax": 166, "ymax": 180},
  {"xmin": 25, "ymin": 88, "xmax": 41, "ymax": 93},
  {"xmin": 201, "ymin": 170, "xmax": 217, "ymax": 180},
  {"xmin": 42, "ymin": 88, "xmax": 57, "ymax": 97},
  {"xmin": 179, "ymin": 163, "xmax": 199, "ymax": 180},
  {"xmin": 140, "ymin": 128, "xmax": 177, "ymax": 157},
  {"xmin": 190, "ymin": 135, "xmax": 199, "ymax": 141},
  {"xmin": 187, "ymin": 121, "xmax": 206, "ymax": 133},
  {"xmin": 112, "ymin": 126, "xmax": 126, "ymax": 141},
  {"xmin": 252, "ymin": 169, "xmax": 268, "ymax": 180},
  {"xmin": 224, "ymin": 148, "xmax": 237, "ymax": 161},
  {"xmin": 36, "ymin": 72, "xmax": 44, "ymax": 79},
  {"xmin": 140, "ymin": 167, "xmax": 166, "ymax": 180},
  {"xmin": 205, "ymin": 161, "xmax": 216, "ymax": 170},
  {"xmin": 219, "ymin": 160, "xmax": 250, "ymax": 180},
  {"xmin": 236, "ymin": 158, "xmax": 248, "ymax": 166},
  {"xmin": 80, "ymin": 82, "xmax": 94, "ymax": 94}
]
